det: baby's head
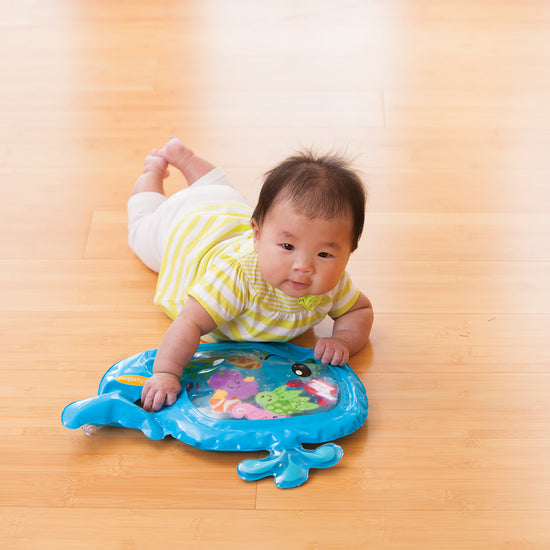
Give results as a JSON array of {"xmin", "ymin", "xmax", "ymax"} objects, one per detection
[
  {"xmin": 251, "ymin": 151, "xmax": 366, "ymax": 298},
  {"xmin": 252, "ymin": 151, "xmax": 366, "ymax": 251}
]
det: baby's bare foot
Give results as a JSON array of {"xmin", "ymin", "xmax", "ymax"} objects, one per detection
[
  {"xmin": 130, "ymin": 155, "xmax": 169, "ymax": 196},
  {"xmin": 143, "ymin": 154, "xmax": 169, "ymax": 178},
  {"xmin": 153, "ymin": 137, "xmax": 194, "ymax": 171},
  {"xmin": 150, "ymin": 137, "xmax": 216, "ymax": 185}
]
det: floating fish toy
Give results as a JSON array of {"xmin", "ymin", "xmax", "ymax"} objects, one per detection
[{"xmin": 61, "ymin": 342, "xmax": 368, "ymax": 488}]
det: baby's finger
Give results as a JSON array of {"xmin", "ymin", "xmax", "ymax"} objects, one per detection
[
  {"xmin": 326, "ymin": 345, "xmax": 348, "ymax": 366},
  {"xmin": 165, "ymin": 390, "xmax": 179, "ymax": 408},
  {"xmin": 141, "ymin": 390, "xmax": 154, "ymax": 412},
  {"xmin": 314, "ymin": 344, "xmax": 327, "ymax": 363},
  {"xmin": 334, "ymin": 349, "xmax": 348, "ymax": 366},
  {"xmin": 320, "ymin": 347, "xmax": 335, "ymax": 366},
  {"xmin": 151, "ymin": 391, "xmax": 167, "ymax": 412}
]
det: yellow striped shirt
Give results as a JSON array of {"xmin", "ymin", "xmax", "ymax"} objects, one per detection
[{"xmin": 154, "ymin": 203, "xmax": 360, "ymax": 341}]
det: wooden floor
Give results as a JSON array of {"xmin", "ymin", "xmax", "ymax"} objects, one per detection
[{"xmin": 2, "ymin": 0, "xmax": 550, "ymax": 548}]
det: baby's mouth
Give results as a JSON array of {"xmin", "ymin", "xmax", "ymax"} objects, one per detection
[{"xmin": 288, "ymin": 279, "xmax": 310, "ymax": 289}]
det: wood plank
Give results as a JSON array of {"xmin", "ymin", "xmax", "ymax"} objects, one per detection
[
  {"xmin": 2, "ymin": 432, "xmax": 257, "ymax": 509},
  {"xmin": 257, "ymin": 473, "xmax": 550, "ymax": 512},
  {"xmin": 351, "ymin": 314, "xmax": 550, "ymax": 374},
  {"xmin": 364, "ymin": 170, "xmax": 550, "ymax": 214},
  {"xmin": 2, "ymin": 509, "xmax": 549, "ymax": 550},
  {"xmin": 385, "ymin": 90, "xmax": 550, "ymax": 129},
  {"xmin": 349, "ymin": 260, "xmax": 550, "ymax": 315},
  {"xmin": 0, "ymin": 208, "xmax": 91, "ymax": 260}
]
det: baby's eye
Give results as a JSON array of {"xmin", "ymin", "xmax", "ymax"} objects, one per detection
[
  {"xmin": 318, "ymin": 252, "xmax": 332, "ymax": 258},
  {"xmin": 281, "ymin": 243, "xmax": 294, "ymax": 251}
]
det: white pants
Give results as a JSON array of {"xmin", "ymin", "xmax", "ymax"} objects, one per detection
[{"xmin": 127, "ymin": 168, "xmax": 249, "ymax": 272}]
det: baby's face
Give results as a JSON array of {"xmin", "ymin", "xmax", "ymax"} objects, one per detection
[{"xmin": 251, "ymin": 200, "xmax": 353, "ymax": 298}]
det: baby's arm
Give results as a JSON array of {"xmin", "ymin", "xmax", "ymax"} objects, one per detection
[
  {"xmin": 141, "ymin": 297, "xmax": 217, "ymax": 412},
  {"xmin": 314, "ymin": 292, "xmax": 373, "ymax": 365}
]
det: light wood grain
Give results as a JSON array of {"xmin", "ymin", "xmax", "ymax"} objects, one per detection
[
  {"xmin": 2, "ymin": 0, "xmax": 550, "ymax": 548},
  {"xmin": 2, "ymin": 508, "xmax": 549, "ymax": 550}
]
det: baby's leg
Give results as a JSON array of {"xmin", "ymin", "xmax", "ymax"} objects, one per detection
[
  {"xmin": 153, "ymin": 137, "xmax": 216, "ymax": 185},
  {"xmin": 127, "ymin": 155, "xmax": 171, "ymax": 271},
  {"xmin": 130, "ymin": 154, "xmax": 170, "ymax": 196}
]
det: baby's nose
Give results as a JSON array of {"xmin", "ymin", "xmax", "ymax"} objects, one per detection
[{"xmin": 293, "ymin": 256, "xmax": 314, "ymax": 273}]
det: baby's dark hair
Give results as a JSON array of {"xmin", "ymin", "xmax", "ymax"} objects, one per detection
[{"xmin": 252, "ymin": 150, "xmax": 366, "ymax": 251}]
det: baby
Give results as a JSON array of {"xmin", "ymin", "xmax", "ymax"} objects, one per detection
[{"xmin": 128, "ymin": 138, "xmax": 373, "ymax": 412}]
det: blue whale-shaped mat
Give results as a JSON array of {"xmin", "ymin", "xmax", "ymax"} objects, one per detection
[{"xmin": 62, "ymin": 342, "xmax": 368, "ymax": 488}]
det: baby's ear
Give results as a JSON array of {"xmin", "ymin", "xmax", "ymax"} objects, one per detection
[{"xmin": 250, "ymin": 218, "xmax": 261, "ymax": 241}]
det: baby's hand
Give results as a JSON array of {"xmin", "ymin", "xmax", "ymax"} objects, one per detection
[
  {"xmin": 314, "ymin": 337, "xmax": 350, "ymax": 366},
  {"xmin": 141, "ymin": 373, "xmax": 181, "ymax": 412}
]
